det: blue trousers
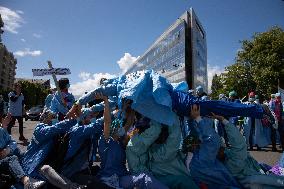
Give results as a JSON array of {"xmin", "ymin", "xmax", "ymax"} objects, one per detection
[
  {"xmin": 171, "ymin": 90, "xmax": 264, "ymax": 119},
  {"xmin": 0, "ymin": 155, "xmax": 26, "ymax": 181}
]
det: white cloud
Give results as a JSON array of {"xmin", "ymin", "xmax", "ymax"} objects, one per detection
[
  {"xmin": 69, "ymin": 72, "xmax": 116, "ymax": 97},
  {"xmin": 207, "ymin": 64, "xmax": 224, "ymax": 93},
  {"xmin": 0, "ymin": 6, "xmax": 24, "ymax": 34},
  {"xmin": 14, "ymin": 48, "xmax": 42, "ymax": 57},
  {"xmin": 78, "ymin": 72, "xmax": 91, "ymax": 80},
  {"xmin": 33, "ymin": 33, "xmax": 41, "ymax": 38},
  {"xmin": 117, "ymin": 53, "xmax": 139, "ymax": 74},
  {"xmin": 16, "ymin": 10, "xmax": 24, "ymax": 14},
  {"xmin": 20, "ymin": 38, "xmax": 26, "ymax": 42}
]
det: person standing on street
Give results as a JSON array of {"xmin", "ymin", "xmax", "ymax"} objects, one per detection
[{"xmin": 7, "ymin": 83, "xmax": 26, "ymax": 141}]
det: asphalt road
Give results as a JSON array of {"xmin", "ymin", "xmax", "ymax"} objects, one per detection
[{"xmin": 10, "ymin": 120, "xmax": 283, "ymax": 167}]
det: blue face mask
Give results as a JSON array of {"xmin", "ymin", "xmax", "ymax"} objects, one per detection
[
  {"xmin": 66, "ymin": 83, "xmax": 70, "ymax": 89},
  {"xmin": 90, "ymin": 118, "xmax": 97, "ymax": 124},
  {"xmin": 51, "ymin": 119, "xmax": 59, "ymax": 125}
]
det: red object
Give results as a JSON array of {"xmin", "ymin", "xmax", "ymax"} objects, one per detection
[
  {"xmin": 199, "ymin": 182, "xmax": 208, "ymax": 189},
  {"xmin": 249, "ymin": 92, "xmax": 255, "ymax": 97}
]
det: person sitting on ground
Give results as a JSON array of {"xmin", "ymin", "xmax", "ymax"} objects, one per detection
[
  {"xmin": 96, "ymin": 96, "xmax": 168, "ymax": 189},
  {"xmin": 185, "ymin": 105, "xmax": 240, "ymax": 189},
  {"xmin": 212, "ymin": 111, "xmax": 284, "ymax": 188},
  {"xmin": 21, "ymin": 109, "xmax": 82, "ymax": 189},
  {"xmin": 146, "ymin": 113, "xmax": 199, "ymax": 189},
  {"xmin": 0, "ymin": 113, "xmax": 44, "ymax": 189},
  {"xmin": 55, "ymin": 93, "xmax": 113, "ymax": 189}
]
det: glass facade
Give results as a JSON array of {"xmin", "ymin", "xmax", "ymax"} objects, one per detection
[
  {"xmin": 127, "ymin": 20, "xmax": 186, "ymax": 83},
  {"xmin": 191, "ymin": 10, "xmax": 208, "ymax": 91},
  {"xmin": 127, "ymin": 8, "xmax": 208, "ymax": 91}
]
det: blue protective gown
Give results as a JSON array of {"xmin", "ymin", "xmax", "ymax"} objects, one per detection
[
  {"xmin": 189, "ymin": 118, "xmax": 240, "ymax": 189},
  {"xmin": 21, "ymin": 119, "xmax": 77, "ymax": 178},
  {"xmin": 148, "ymin": 116, "xmax": 199, "ymax": 189},
  {"xmin": 223, "ymin": 119, "xmax": 284, "ymax": 188},
  {"xmin": 126, "ymin": 120, "xmax": 161, "ymax": 174},
  {"xmin": 0, "ymin": 127, "xmax": 18, "ymax": 155},
  {"xmin": 60, "ymin": 120, "xmax": 103, "ymax": 178},
  {"xmin": 77, "ymin": 70, "xmax": 265, "ymax": 128},
  {"xmin": 50, "ymin": 91, "xmax": 75, "ymax": 115},
  {"xmin": 44, "ymin": 94, "xmax": 54, "ymax": 109}
]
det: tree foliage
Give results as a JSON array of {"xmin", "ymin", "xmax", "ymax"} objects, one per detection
[
  {"xmin": 18, "ymin": 81, "xmax": 49, "ymax": 109},
  {"xmin": 211, "ymin": 26, "xmax": 284, "ymax": 100}
]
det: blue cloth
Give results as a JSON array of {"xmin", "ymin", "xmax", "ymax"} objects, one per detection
[
  {"xmin": 171, "ymin": 81, "xmax": 188, "ymax": 92},
  {"xmin": 189, "ymin": 119, "xmax": 240, "ymax": 189},
  {"xmin": 0, "ymin": 127, "xmax": 17, "ymax": 154},
  {"xmin": 78, "ymin": 70, "xmax": 176, "ymax": 126},
  {"xmin": 171, "ymin": 90, "xmax": 264, "ymax": 119},
  {"xmin": 222, "ymin": 120, "xmax": 262, "ymax": 179},
  {"xmin": 98, "ymin": 136, "xmax": 128, "ymax": 178},
  {"xmin": 77, "ymin": 70, "xmax": 263, "ymax": 127},
  {"xmin": 50, "ymin": 91, "xmax": 75, "ymax": 115},
  {"xmin": 44, "ymin": 94, "xmax": 54, "ymax": 109},
  {"xmin": 8, "ymin": 92, "xmax": 24, "ymax": 116},
  {"xmin": 61, "ymin": 121, "xmax": 103, "ymax": 177},
  {"xmin": 21, "ymin": 119, "xmax": 77, "ymax": 178}
]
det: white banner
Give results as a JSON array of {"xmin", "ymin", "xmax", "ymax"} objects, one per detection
[{"xmin": 32, "ymin": 68, "xmax": 71, "ymax": 76}]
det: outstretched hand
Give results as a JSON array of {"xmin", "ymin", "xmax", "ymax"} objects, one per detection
[
  {"xmin": 66, "ymin": 103, "xmax": 82, "ymax": 120},
  {"xmin": 190, "ymin": 105, "xmax": 200, "ymax": 120},
  {"xmin": 210, "ymin": 112, "xmax": 225, "ymax": 122},
  {"xmin": 94, "ymin": 92, "xmax": 108, "ymax": 102},
  {"xmin": 2, "ymin": 113, "xmax": 12, "ymax": 129}
]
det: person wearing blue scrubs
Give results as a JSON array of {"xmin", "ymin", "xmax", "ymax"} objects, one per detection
[
  {"xmin": 185, "ymin": 105, "xmax": 240, "ymax": 189},
  {"xmin": 97, "ymin": 94, "xmax": 168, "ymax": 189},
  {"xmin": 212, "ymin": 112, "xmax": 284, "ymax": 189},
  {"xmin": 21, "ymin": 110, "xmax": 82, "ymax": 189},
  {"xmin": 50, "ymin": 78, "xmax": 75, "ymax": 121}
]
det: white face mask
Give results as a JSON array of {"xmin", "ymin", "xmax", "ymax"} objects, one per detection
[{"xmin": 249, "ymin": 97, "xmax": 255, "ymax": 102}]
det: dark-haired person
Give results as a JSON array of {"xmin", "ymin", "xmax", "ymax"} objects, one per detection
[
  {"xmin": 7, "ymin": 83, "xmax": 26, "ymax": 140},
  {"xmin": 51, "ymin": 78, "xmax": 75, "ymax": 121},
  {"xmin": 147, "ymin": 116, "xmax": 198, "ymax": 189}
]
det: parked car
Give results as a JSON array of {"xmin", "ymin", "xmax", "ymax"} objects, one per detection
[{"xmin": 25, "ymin": 105, "xmax": 44, "ymax": 121}]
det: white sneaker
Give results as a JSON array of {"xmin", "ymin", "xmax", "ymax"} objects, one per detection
[{"xmin": 27, "ymin": 178, "xmax": 46, "ymax": 189}]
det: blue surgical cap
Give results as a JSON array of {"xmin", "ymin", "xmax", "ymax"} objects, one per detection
[{"xmin": 196, "ymin": 86, "xmax": 203, "ymax": 93}]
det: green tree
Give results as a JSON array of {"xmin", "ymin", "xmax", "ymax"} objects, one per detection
[
  {"xmin": 18, "ymin": 81, "xmax": 49, "ymax": 109},
  {"xmin": 218, "ymin": 26, "xmax": 284, "ymax": 100},
  {"xmin": 211, "ymin": 74, "xmax": 224, "ymax": 99}
]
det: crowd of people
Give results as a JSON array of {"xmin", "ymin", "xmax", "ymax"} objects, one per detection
[{"xmin": 0, "ymin": 70, "xmax": 284, "ymax": 189}]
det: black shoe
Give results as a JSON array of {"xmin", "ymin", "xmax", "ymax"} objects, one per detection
[
  {"xmin": 19, "ymin": 136, "xmax": 27, "ymax": 141},
  {"xmin": 272, "ymin": 147, "xmax": 277, "ymax": 152}
]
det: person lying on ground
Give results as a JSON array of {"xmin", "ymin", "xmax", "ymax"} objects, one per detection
[{"xmin": 0, "ymin": 113, "xmax": 44, "ymax": 189}]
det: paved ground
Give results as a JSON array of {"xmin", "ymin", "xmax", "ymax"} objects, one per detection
[{"xmin": 10, "ymin": 120, "xmax": 283, "ymax": 167}]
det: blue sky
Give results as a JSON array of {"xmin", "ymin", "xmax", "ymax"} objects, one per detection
[{"xmin": 0, "ymin": 0, "xmax": 283, "ymax": 95}]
